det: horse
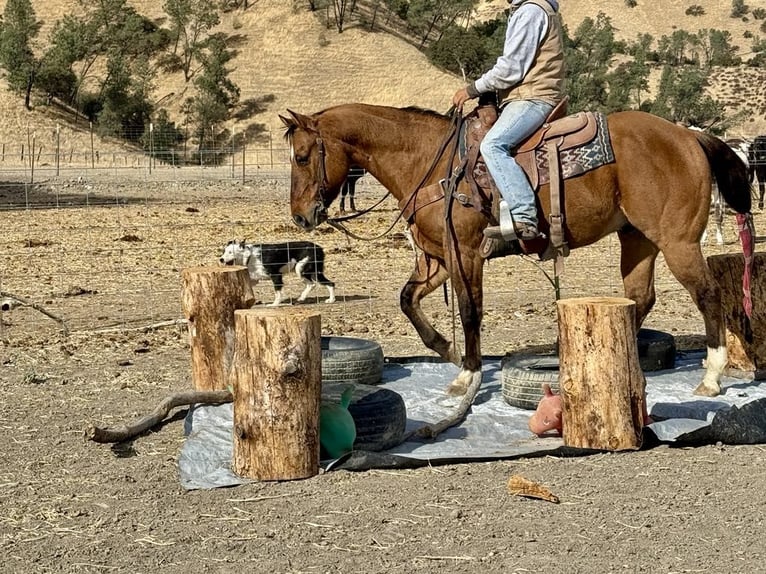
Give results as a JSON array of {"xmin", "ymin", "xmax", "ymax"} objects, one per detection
[
  {"xmin": 281, "ymin": 103, "xmax": 753, "ymax": 432},
  {"xmin": 339, "ymin": 165, "xmax": 365, "ymax": 214},
  {"xmin": 702, "ymin": 137, "xmax": 752, "ymax": 245},
  {"xmin": 750, "ymin": 135, "xmax": 766, "ymax": 210}
]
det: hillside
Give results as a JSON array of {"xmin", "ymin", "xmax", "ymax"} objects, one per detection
[{"xmin": 0, "ymin": 0, "xmax": 763, "ymax": 152}]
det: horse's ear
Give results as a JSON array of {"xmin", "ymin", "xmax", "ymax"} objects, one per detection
[
  {"xmin": 279, "ymin": 113, "xmax": 296, "ymax": 129},
  {"xmin": 285, "ymin": 109, "xmax": 314, "ymax": 130}
]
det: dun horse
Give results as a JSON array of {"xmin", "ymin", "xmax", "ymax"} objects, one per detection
[{"xmin": 281, "ymin": 103, "xmax": 753, "ymax": 431}]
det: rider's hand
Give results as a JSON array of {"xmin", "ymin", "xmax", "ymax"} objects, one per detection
[{"xmin": 452, "ymin": 87, "xmax": 472, "ymax": 110}]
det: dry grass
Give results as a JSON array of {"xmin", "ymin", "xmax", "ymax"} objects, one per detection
[{"xmin": 0, "ymin": 0, "xmax": 762, "ymax": 153}]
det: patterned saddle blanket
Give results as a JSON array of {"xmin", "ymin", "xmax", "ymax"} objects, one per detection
[{"xmin": 460, "ymin": 104, "xmax": 615, "ymax": 212}]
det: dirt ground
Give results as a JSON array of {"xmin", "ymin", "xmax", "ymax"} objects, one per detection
[{"xmin": 1, "ymin": 174, "xmax": 765, "ymax": 573}]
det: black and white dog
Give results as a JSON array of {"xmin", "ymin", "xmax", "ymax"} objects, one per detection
[{"xmin": 219, "ymin": 240, "xmax": 336, "ymax": 306}]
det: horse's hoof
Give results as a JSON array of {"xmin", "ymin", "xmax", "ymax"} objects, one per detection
[
  {"xmin": 693, "ymin": 382, "xmax": 720, "ymax": 397},
  {"xmin": 446, "ymin": 380, "xmax": 468, "ymax": 396}
]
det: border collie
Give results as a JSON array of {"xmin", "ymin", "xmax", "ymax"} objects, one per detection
[{"xmin": 219, "ymin": 240, "xmax": 336, "ymax": 306}]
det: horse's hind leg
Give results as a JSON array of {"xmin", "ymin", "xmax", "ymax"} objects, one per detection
[
  {"xmin": 661, "ymin": 242, "xmax": 726, "ymax": 396},
  {"xmin": 617, "ymin": 228, "xmax": 660, "ymax": 327},
  {"xmin": 400, "ymin": 254, "xmax": 462, "ymax": 367}
]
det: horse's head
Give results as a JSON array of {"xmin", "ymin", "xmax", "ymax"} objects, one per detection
[{"xmin": 280, "ymin": 109, "xmax": 353, "ymax": 231}]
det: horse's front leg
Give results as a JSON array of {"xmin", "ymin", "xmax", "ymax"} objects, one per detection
[
  {"xmin": 400, "ymin": 254, "xmax": 462, "ymax": 367},
  {"xmin": 442, "ymin": 246, "xmax": 484, "ymax": 397}
]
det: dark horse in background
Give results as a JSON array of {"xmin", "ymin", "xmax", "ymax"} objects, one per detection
[
  {"xmin": 750, "ymin": 135, "xmax": 766, "ymax": 209},
  {"xmin": 339, "ymin": 165, "xmax": 365, "ymax": 214},
  {"xmin": 281, "ymin": 103, "xmax": 753, "ymax": 432}
]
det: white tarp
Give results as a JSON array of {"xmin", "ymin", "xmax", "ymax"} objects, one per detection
[{"xmin": 179, "ymin": 351, "xmax": 766, "ymax": 490}]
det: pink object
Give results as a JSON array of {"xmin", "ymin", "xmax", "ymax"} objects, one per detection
[
  {"xmin": 528, "ymin": 383, "xmax": 654, "ymax": 437},
  {"xmin": 528, "ymin": 383, "xmax": 563, "ymax": 437}
]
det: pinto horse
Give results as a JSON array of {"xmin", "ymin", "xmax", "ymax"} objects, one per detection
[
  {"xmin": 281, "ymin": 103, "xmax": 753, "ymax": 428},
  {"xmin": 750, "ymin": 135, "xmax": 766, "ymax": 210}
]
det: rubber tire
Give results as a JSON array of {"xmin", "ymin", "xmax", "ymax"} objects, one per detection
[
  {"xmin": 322, "ymin": 383, "xmax": 407, "ymax": 452},
  {"xmin": 501, "ymin": 329, "xmax": 676, "ymax": 410},
  {"xmin": 321, "ymin": 336, "xmax": 384, "ymax": 386},
  {"xmin": 501, "ymin": 354, "xmax": 560, "ymax": 411},
  {"xmin": 635, "ymin": 328, "xmax": 676, "ymax": 372}
]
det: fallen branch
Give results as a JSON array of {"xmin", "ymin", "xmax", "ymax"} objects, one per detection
[
  {"xmin": 0, "ymin": 290, "xmax": 69, "ymax": 335},
  {"xmin": 84, "ymin": 389, "xmax": 232, "ymax": 443},
  {"xmin": 404, "ymin": 371, "xmax": 482, "ymax": 440}
]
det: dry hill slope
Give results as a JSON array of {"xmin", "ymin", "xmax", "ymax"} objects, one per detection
[{"xmin": 0, "ymin": 0, "xmax": 763, "ymax": 148}]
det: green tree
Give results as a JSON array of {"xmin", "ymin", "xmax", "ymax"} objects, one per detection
[
  {"xmin": 183, "ymin": 33, "xmax": 240, "ymax": 161},
  {"xmin": 406, "ymin": 0, "xmax": 478, "ymax": 48},
  {"xmin": 162, "ymin": 0, "xmax": 220, "ymax": 81},
  {"xmin": 696, "ymin": 29, "xmax": 740, "ymax": 66},
  {"xmin": 0, "ymin": 0, "xmax": 41, "ymax": 109},
  {"xmin": 564, "ymin": 13, "xmax": 621, "ymax": 113},
  {"xmin": 650, "ymin": 65, "xmax": 724, "ymax": 128},
  {"xmin": 656, "ymin": 30, "xmax": 697, "ymax": 65},
  {"xmin": 731, "ymin": 0, "xmax": 749, "ymax": 18},
  {"xmin": 141, "ymin": 109, "xmax": 184, "ymax": 164},
  {"xmin": 427, "ymin": 18, "xmax": 502, "ymax": 79},
  {"xmin": 39, "ymin": 1, "xmax": 166, "ymax": 110}
]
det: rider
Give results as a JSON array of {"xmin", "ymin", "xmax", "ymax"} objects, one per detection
[{"xmin": 452, "ymin": 0, "xmax": 566, "ymax": 241}]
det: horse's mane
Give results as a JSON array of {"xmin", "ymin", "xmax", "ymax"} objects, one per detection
[{"xmin": 282, "ymin": 103, "xmax": 448, "ymax": 141}]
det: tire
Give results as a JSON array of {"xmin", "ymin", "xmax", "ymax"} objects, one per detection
[
  {"xmin": 501, "ymin": 329, "xmax": 676, "ymax": 410},
  {"xmin": 501, "ymin": 354, "xmax": 560, "ymax": 411},
  {"xmin": 321, "ymin": 336, "xmax": 384, "ymax": 386},
  {"xmin": 322, "ymin": 382, "xmax": 406, "ymax": 452},
  {"xmin": 636, "ymin": 328, "xmax": 676, "ymax": 372}
]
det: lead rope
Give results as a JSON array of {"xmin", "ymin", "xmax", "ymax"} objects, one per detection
[{"xmin": 442, "ymin": 110, "xmax": 465, "ymax": 349}]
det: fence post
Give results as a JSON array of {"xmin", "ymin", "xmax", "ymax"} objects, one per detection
[
  {"xmin": 149, "ymin": 122, "xmax": 154, "ymax": 175},
  {"xmin": 30, "ymin": 136, "xmax": 35, "ymax": 185},
  {"xmin": 242, "ymin": 143, "xmax": 246, "ymax": 184},
  {"xmin": 55, "ymin": 124, "xmax": 60, "ymax": 177},
  {"xmin": 89, "ymin": 122, "xmax": 95, "ymax": 169}
]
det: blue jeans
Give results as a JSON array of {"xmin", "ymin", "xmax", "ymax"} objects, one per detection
[{"xmin": 479, "ymin": 99, "xmax": 554, "ymax": 227}]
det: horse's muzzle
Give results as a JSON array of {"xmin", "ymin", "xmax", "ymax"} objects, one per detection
[{"xmin": 292, "ymin": 202, "xmax": 327, "ymax": 230}]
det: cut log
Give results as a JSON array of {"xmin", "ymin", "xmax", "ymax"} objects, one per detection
[
  {"xmin": 707, "ymin": 252, "xmax": 766, "ymax": 379},
  {"xmin": 180, "ymin": 266, "xmax": 255, "ymax": 391},
  {"xmin": 556, "ymin": 297, "xmax": 645, "ymax": 451},
  {"xmin": 230, "ymin": 308, "xmax": 322, "ymax": 481}
]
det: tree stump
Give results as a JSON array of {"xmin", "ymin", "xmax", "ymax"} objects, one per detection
[
  {"xmin": 180, "ymin": 266, "xmax": 255, "ymax": 391},
  {"xmin": 230, "ymin": 308, "xmax": 322, "ymax": 481},
  {"xmin": 707, "ymin": 252, "xmax": 765, "ymax": 379},
  {"xmin": 556, "ymin": 297, "xmax": 645, "ymax": 451}
]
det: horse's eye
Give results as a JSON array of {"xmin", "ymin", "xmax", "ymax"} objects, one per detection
[{"xmin": 295, "ymin": 155, "xmax": 309, "ymax": 166}]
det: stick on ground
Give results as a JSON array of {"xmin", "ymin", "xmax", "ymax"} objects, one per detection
[
  {"xmin": 84, "ymin": 390, "xmax": 232, "ymax": 443},
  {"xmin": 0, "ymin": 290, "xmax": 69, "ymax": 335}
]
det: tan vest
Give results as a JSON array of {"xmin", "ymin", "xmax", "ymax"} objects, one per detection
[{"xmin": 500, "ymin": 0, "xmax": 565, "ymax": 106}]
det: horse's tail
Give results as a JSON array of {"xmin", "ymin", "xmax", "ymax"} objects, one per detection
[
  {"xmin": 695, "ymin": 131, "xmax": 755, "ymax": 322},
  {"xmin": 694, "ymin": 131, "xmax": 752, "ymax": 214}
]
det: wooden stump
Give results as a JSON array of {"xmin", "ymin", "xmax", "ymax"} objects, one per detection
[
  {"xmin": 180, "ymin": 266, "xmax": 255, "ymax": 391},
  {"xmin": 707, "ymin": 252, "xmax": 766, "ymax": 379},
  {"xmin": 230, "ymin": 308, "xmax": 322, "ymax": 481},
  {"xmin": 556, "ymin": 297, "xmax": 645, "ymax": 451}
]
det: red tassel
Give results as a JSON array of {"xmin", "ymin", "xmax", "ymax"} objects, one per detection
[{"xmin": 736, "ymin": 213, "xmax": 755, "ymax": 319}]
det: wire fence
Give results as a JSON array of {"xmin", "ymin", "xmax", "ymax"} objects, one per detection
[
  {"xmin": 0, "ymin": 129, "xmax": 295, "ymax": 184},
  {"xmin": 0, "ymin": 143, "xmax": 746, "ymax": 353}
]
